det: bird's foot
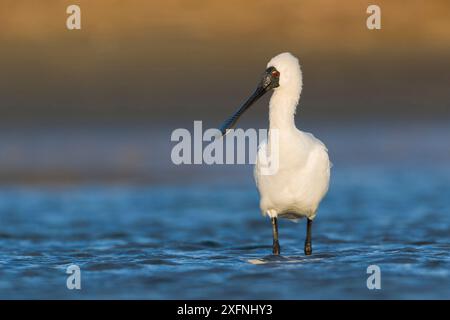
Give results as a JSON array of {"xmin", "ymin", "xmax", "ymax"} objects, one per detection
[
  {"xmin": 272, "ymin": 241, "xmax": 280, "ymax": 255},
  {"xmin": 304, "ymin": 242, "xmax": 312, "ymax": 256}
]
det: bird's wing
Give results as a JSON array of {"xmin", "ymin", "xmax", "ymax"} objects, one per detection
[
  {"xmin": 253, "ymin": 139, "xmax": 268, "ymax": 188},
  {"xmin": 302, "ymin": 131, "xmax": 332, "ymax": 169}
]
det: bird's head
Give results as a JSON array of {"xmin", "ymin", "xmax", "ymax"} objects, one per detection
[
  {"xmin": 219, "ymin": 52, "xmax": 302, "ymax": 136},
  {"xmin": 266, "ymin": 52, "xmax": 302, "ymax": 93}
]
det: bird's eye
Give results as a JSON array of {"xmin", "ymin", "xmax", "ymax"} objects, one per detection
[{"xmin": 272, "ymin": 71, "xmax": 280, "ymax": 77}]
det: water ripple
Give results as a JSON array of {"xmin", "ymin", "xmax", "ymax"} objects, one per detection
[{"xmin": 0, "ymin": 169, "xmax": 449, "ymax": 299}]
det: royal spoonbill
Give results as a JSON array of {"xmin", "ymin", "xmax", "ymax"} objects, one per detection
[{"xmin": 219, "ymin": 52, "xmax": 331, "ymax": 255}]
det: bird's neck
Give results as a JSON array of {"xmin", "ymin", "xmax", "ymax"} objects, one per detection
[{"xmin": 268, "ymin": 88, "xmax": 300, "ymax": 132}]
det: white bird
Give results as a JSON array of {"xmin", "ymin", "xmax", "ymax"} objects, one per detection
[{"xmin": 220, "ymin": 52, "xmax": 331, "ymax": 255}]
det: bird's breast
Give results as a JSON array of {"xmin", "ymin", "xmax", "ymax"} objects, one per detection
[{"xmin": 255, "ymin": 132, "xmax": 331, "ymax": 217}]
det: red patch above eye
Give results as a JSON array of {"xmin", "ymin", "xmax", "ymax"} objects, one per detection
[{"xmin": 272, "ymin": 71, "xmax": 280, "ymax": 77}]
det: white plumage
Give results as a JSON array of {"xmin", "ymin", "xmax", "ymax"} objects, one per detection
[
  {"xmin": 220, "ymin": 52, "xmax": 331, "ymax": 255},
  {"xmin": 255, "ymin": 53, "xmax": 331, "ymax": 222}
]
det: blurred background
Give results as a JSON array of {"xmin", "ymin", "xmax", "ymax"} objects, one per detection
[
  {"xmin": 0, "ymin": 1, "xmax": 449, "ymax": 299},
  {"xmin": 0, "ymin": 0, "xmax": 449, "ymax": 183}
]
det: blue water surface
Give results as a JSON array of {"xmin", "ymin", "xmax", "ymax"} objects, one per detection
[{"xmin": 0, "ymin": 167, "xmax": 449, "ymax": 299}]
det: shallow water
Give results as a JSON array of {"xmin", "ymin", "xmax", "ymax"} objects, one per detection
[{"xmin": 0, "ymin": 167, "xmax": 449, "ymax": 299}]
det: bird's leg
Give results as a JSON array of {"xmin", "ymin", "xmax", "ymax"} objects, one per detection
[
  {"xmin": 304, "ymin": 218, "xmax": 313, "ymax": 255},
  {"xmin": 271, "ymin": 217, "xmax": 280, "ymax": 255}
]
